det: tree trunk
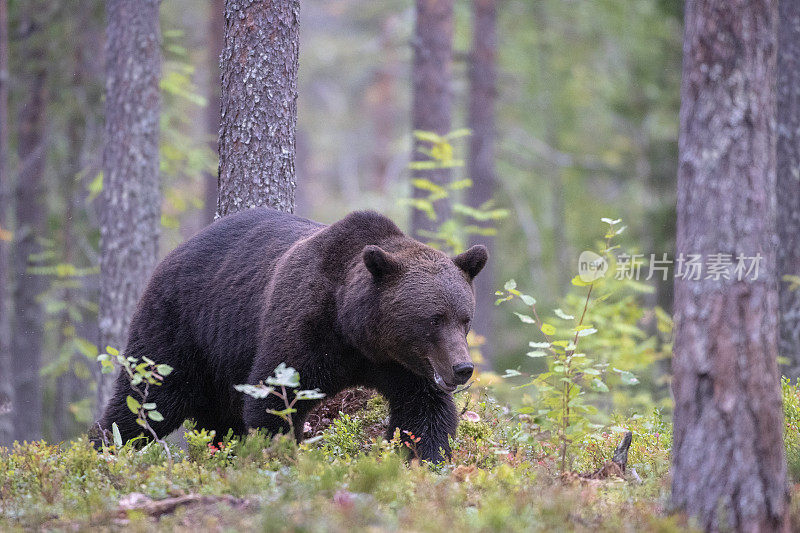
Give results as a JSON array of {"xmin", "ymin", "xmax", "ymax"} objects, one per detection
[
  {"xmin": 777, "ymin": 0, "xmax": 800, "ymax": 378},
  {"xmin": 368, "ymin": 16, "xmax": 400, "ymax": 194},
  {"xmin": 671, "ymin": 1, "xmax": 789, "ymax": 530},
  {"xmin": 466, "ymin": 0, "xmax": 497, "ymax": 363},
  {"xmin": 97, "ymin": 0, "xmax": 162, "ymax": 415},
  {"xmin": 410, "ymin": 0, "xmax": 454, "ymax": 236},
  {"xmin": 217, "ymin": 0, "xmax": 298, "ymax": 216},
  {"xmin": 11, "ymin": 25, "xmax": 48, "ymax": 442},
  {"xmin": 204, "ymin": 0, "xmax": 224, "ymax": 224},
  {"xmin": 0, "ymin": 0, "xmax": 12, "ymax": 445}
]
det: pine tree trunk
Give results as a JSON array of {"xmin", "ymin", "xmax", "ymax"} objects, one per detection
[
  {"xmin": 0, "ymin": 0, "xmax": 12, "ymax": 445},
  {"xmin": 217, "ymin": 0, "xmax": 298, "ymax": 216},
  {"xmin": 11, "ymin": 29, "xmax": 48, "ymax": 442},
  {"xmin": 204, "ymin": 0, "xmax": 224, "ymax": 224},
  {"xmin": 410, "ymin": 0, "xmax": 454, "ymax": 236},
  {"xmin": 97, "ymin": 0, "xmax": 162, "ymax": 415},
  {"xmin": 671, "ymin": 1, "xmax": 789, "ymax": 530},
  {"xmin": 467, "ymin": 0, "xmax": 497, "ymax": 363},
  {"xmin": 777, "ymin": 0, "xmax": 800, "ymax": 378}
]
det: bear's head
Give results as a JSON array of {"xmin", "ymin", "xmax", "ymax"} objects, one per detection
[{"xmin": 340, "ymin": 241, "xmax": 488, "ymax": 392}]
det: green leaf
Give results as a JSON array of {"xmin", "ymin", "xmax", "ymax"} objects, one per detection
[
  {"xmin": 529, "ymin": 341, "xmax": 550, "ymax": 348},
  {"xmin": 112, "ymin": 422, "xmax": 123, "ymax": 449},
  {"xmin": 444, "ymin": 128, "xmax": 472, "ymax": 140},
  {"xmin": 106, "ymin": 346, "xmax": 120, "ymax": 356},
  {"xmin": 514, "ymin": 312, "xmax": 536, "ymax": 324},
  {"xmin": 156, "ymin": 364, "xmax": 173, "ymax": 376},
  {"xmin": 295, "ymin": 389, "xmax": 326, "ymax": 400},
  {"xmin": 526, "ymin": 350, "xmax": 548, "ymax": 358},
  {"xmin": 554, "ymin": 308, "xmax": 574, "ymax": 320},
  {"xmin": 576, "ymin": 327, "xmax": 598, "ymax": 337},
  {"xmin": 540, "ymin": 323, "xmax": 556, "ymax": 336},
  {"xmin": 570, "ymin": 276, "xmax": 592, "ymax": 287},
  {"xmin": 266, "ymin": 363, "xmax": 301, "ymax": 388},
  {"xmin": 126, "ymin": 396, "xmax": 141, "ymax": 414},
  {"xmin": 614, "ymin": 368, "xmax": 640, "ymax": 386},
  {"xmin": 148, "ymin": 411, "xmax": 164, "ymax": 422},
  {"xmin": 519, "ymin": 294, "xmax": 536, "ymax": 306},
  {"xmin": 413, "ymin": 130, "xmax": 444, "ymax": 143},
  {"xmin": 502, "ymin": 369, "xmax": 522, "ymax": 378},
  {"xmin": 234, "ymin": 383, "xmax": 274, "ymax": 399},
  {"xmin": 504, "ymin": 279, "xmax": 517, "ymax": 291},
  {"xmin": 592, "ymin": 379, "xmax": 609, "ymax": 392},
  {"xmin": 142, "ymin": 403, "xmax": 156, "ymax": 410}
]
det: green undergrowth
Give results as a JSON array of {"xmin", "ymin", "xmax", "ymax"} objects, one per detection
[{"xmin": 3, "ymin": 386, "xmax": 800, "ymax": 531}]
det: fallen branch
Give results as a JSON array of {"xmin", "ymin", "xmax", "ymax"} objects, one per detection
[
  {"xmin": 581, "ymin": 431, "xmax": 633, "ymax": 480},
  {"xmin": 117, "ymin": 492, "xmax": 248, "ymax": 518}
]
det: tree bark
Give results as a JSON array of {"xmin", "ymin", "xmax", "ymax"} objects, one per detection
[
  {"xmin": 97, "ymin": 0, "xmax": 162, "ymax": 415},
  {"xmin": 11, "ymin": 18, "xmax": 48, "ymax": 442},
  {"xmin": 410, "ymin": 0, "xmax": 454, "ymax": 236},
  {"xmin": 0, "ymin": 0, "xmax": 12, "ymax": 445},
  {"xmin": 204, "ymin": 0, "xmax": 224, "ymax": 224},
  {"xmin": 467, "ymin": 0, "xmax": 497, "ymax": 363},
  {"xmin": 671, "ymin": 1, "xmax": 789, "ymax": 530},
  {"xmin": 217, "ymin": 0, "xmax": 298, "ymax": 216},
  {"xmin": 777, "ymin": 0, "xmax": 800, "ymax": 378}
]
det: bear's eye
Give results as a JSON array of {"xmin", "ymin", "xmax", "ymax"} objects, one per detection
[
  {"xmin": 430, "ymin": 314, "xmax": 445, "ymax": 328},
  {"xmin": 462, "ymin": 318, "xmax": 472, "ymax": 333}
]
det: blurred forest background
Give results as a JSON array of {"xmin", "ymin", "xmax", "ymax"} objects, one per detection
[{"xmin": 0, "ymin": 0, "xmax": 683, "ymax": 443}]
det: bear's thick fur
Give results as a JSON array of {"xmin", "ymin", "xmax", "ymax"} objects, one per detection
[{"xmin": 96, "ymin": 208, "xmax": 487, "ymax": 461}]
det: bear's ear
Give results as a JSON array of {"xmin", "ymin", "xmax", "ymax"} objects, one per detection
[
  {"xmin": 363, "ymin": 245, "xmax": 401, "ymax": 280},
  {"xmin": 452, "ymin": 245, "xmax": 488, "ymax": 280}
]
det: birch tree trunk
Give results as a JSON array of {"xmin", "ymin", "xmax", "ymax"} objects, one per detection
[
  {"xmin": 97, "ymin": 0, "xmax": 162, "ymax": 415},
  {"xmin": 777, "ymin": 0, "xmax": 800, "ymax": 378},
  {"xmin": 0, "ymin": 0, "xmax": 12, "ymax": 445},
  {"xmin": 410, "ymin": 0, "xmax": 454, "ymax": 236},
  {"xmin": 467, "ymin": 0, "xmax": 497, "ymax": 362},
  {"xmin": 217, "ymin": 0, "xmax": 298, "ymax": 216},
  {"xmin": 671, "ymin": 0, "xmax": 789, "ymax": 530},
  {"xmin": 11, "ymin": 18, "xmax": 48, "ymax": 442}
]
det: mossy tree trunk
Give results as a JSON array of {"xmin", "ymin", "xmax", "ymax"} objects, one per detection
[
  {"xmin": 671, "ymin": 0, "xmax": 789, "ymax": 530},
  {"xmin": 777, "ymin": 0, "xmax": 800, "ymax": 378},
  {"xmin": 97, "ymin": 0, "xmax": 162, "ymax": 416},
  {"xmin": 217, "ymin": 0, "xmax": 298, "ymax": 216}
]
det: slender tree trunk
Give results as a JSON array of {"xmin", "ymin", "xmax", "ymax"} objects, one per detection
[
  {"xmin": 369, "ymin": 16, "xmax": 400, "ymax": 194},
  {"xmin": 97, "ymin": 0, "xmax": 162, "ymax": 415},
  {"xmin": 410, "ymin": 0, "xmax": 454, "ymax": 236},
  {"xmin": 0, "ymin": 0, "xmax": 12, "ymax": 445},
  {"xmin": 217, "ymin": 0, "xmax": 298, "ymax": 216},
  {"xmin": 777, "ymin": 0, "xmax": 800, "ymax": 378},
  {"xmin": 671, "ymin": 1, "xmax": 789, "ymax": 530},
  {"xmin": 12, "ymin": 28, "xmax": 48, "ymax": 442},
  {"xmin": 467, "ymin": 0, "xmax": 497, "ymax": 363},
  {"xmin": 204, "ymin": 0, "xmax": 224, "ymax": 223}
]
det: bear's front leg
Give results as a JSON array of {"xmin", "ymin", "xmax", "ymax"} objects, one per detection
[{"xmin": 383, "ymin": 375, "xmax": 458, "ymax": 462}]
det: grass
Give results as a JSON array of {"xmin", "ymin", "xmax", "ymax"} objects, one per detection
[{"xmin": 2, "ymin": 383, "xmax": 800, "ymax": 531}]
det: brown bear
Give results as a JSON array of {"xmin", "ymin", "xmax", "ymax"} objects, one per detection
[{"xmin": 95, "ymin": 208, "xmax": 487, "ymax": 461}]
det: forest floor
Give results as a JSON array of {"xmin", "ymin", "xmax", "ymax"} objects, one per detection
[{"xmin": 3, "ymin": 387, "xmax": 800, "ymax": 532}]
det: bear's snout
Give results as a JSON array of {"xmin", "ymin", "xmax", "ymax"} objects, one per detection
[{"xmin": 452, "ymin": 362, "xmax": 474, "ymax": 385}]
